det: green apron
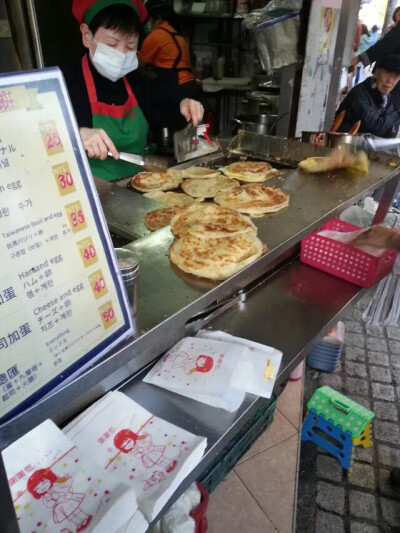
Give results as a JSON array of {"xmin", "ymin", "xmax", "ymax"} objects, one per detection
[{"xmin": 82, "ymin": 55, "xmax": 149, "ymax": 181}]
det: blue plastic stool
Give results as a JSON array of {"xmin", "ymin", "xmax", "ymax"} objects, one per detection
[{"xmin": 301, "ymin": 408, "xmax": 354, "ymax": 469}]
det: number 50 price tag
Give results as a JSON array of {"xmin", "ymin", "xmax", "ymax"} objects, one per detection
[{"xmin": 99, "ymin": 301, "xmax": 117, "ymax": 330}]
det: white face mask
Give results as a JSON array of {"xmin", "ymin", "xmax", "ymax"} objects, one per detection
[{"xmin": 90, "ymin": 39, "xmax": 138, "ymax": 82}]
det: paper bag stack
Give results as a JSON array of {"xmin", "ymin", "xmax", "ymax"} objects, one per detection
[
  {"xmin": 65, "ymin": 391, "xmax": 207, "ymax": 522},
  {"xmin": 143, "ymin": 332, "xmax": 283, "ymax": 412},
  {"xmin": 2, "ymin": 419, "xmax": 147, "ymax": 533}
]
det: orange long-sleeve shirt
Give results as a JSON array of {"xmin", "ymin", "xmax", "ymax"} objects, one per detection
[{"xmin": 139, "ymin": 21, "xmax": 195, "ymax": 85}]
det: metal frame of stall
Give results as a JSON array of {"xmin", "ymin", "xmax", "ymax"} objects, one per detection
[{"xmin": 1, "ymin": 137, "xmax": 400, "ymax": 532}]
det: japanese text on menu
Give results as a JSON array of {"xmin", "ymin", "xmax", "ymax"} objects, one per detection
[{"xmin": 0, "ymin": 77, "xmax": 127, "ymax": 420}]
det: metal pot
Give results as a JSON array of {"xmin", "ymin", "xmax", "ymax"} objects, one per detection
[
  {"xmin": 242, "ymin": 93, "xmax": 278, "ymax": 115},
  {"xmin": 233, "ymin": 114, "xmax": 278, "ymax": 136}
]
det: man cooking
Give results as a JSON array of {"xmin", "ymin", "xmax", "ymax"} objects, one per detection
[
  {"xmin": 62, "ymin": 0, "xmax": 204, "ymax": 182},
  {"xmin": 335, "ymin": 55, "xmax": 400, "ymax": 138}
]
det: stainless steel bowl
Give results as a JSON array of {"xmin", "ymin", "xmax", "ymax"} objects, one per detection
[
  {"xmin": 301, "ymin": 131, "xmax": 349, "ymax": 148},
  {"xmin": 233, "ymin": 114, "xmax": 278, "ymax": 136}
]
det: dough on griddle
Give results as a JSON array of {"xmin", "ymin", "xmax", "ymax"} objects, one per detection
[
  {"xmin": 170, "ymin": 203, "xmax": 257, "ymax": 240},
  {"xmin": 298, "ymin": 148, "xmax": 369, "ymax": 173},
  {"xmin": 145, "ymin": 206, "xmax": 183, "ymax": 231},
  {"xmin": 170, "ymin": 233, "xmax": 265, "ymax": 280},
  {"xmin": 131, "ymin": 169, "xmax": 182, "ymax": 192},
  {"xmin": 181, "ymin": 166, "xmax": 222, "ymax": 179},
  {"xmin": 144, "ymin": 190, "xmax": 196, "ymax": 207},
  {"xmin": 214, "ymin": 183, "xmax": 289, "ymax": 216},
  {"xmin": 181, "ymin": 176, "xmax": 238, "ymax": 198},
  {"xmin": 223, "ymin": 161, "xmax": 279, "ymax": 182}
]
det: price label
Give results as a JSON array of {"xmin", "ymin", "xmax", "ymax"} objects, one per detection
[
  {"xmin": 52, "ymin": 161, "xmax": 76, "ymax": 196},
  {"xmin": 77, "ymin": 236, "xmax": 98, "ymax": 268},
  {"xmin": 88, "ymin": 269, "xmax": 108, "ymax": 300},
  {"xmin": 39, "ymin": 120, "xmax": 64, "ymax": 156},
  {"xmin": 99, "ymin": 300, "xmax": 117, "ymax": 330},
  {"xmin": 65, "ymin": 200, "xmax": 87, "ymax": 234}
]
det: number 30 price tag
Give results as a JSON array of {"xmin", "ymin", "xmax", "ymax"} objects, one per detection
[
  {"xmin": 52, "ymin": 162, "xmax": 76, "ymax": 196},
  {"xmin": 65, "ymin": 200, "xmax": 87, "ymax": 233},
  {"xmin": 99, "ymin": 300, "xmax": 117, "ymax": 330},
  {"xmin": 77, "ymin": 236, "xmax": 98, "ymax": 268}
]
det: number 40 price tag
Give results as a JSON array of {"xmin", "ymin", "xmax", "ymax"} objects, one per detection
[{"xmin": 77, "ymin": 236, "xmax": 98, "ymax": 268}]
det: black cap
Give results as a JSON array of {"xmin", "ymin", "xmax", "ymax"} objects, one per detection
[
  {"xmin": 145, "ymin": 0, "xmax": 166, "ymax": 14},
  {"xmin": 378, "ymin": 55, "xmax": 400, "ymax": 73}
]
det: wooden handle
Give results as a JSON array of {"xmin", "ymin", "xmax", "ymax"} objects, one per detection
[
  {"xmin": 348, "ymin": 120, "xmax": 361, "ymax": 135},
  {"xmin": 331, "ymin": 110, "xmax": 345, "ymax": 132}
]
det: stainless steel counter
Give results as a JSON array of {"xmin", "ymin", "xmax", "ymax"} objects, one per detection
[
  {"xmin": 1, "ymin": 137, "xmax": 400, "ymax": 533},
  {"xmin": 119, "ymin": 259, "xmax": 361, "ymax": 524},
  {"xmin": 125, "ymin": 139, "xmax": 400, "ymax": 336},
  {"xmin": 94, "ymin": 177, "xmax": 164, "ymax": 240}
]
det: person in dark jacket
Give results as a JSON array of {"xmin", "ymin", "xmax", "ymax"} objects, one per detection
[
  {"xmin": 353, "ymin": 21, "xmax": 400, "ymax": 68},
  {"xmin": 336, "ymin": 54, "xmax": 400, "ymax": 137}
]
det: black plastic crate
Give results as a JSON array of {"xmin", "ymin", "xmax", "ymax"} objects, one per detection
[{"xmin": 199, "ymin": 394, "xmax": 278, "ymax": 493}]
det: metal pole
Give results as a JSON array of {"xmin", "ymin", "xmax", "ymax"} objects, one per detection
[
  {"xmin": 372, "ymin": 175, "xmax": 400, "ymax": 225},
  {"xmin": 0, "ymin": 453, "xmax": 20, "ymax": 533}
]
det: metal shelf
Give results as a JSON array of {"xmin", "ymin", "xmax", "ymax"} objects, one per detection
[{"xmin": 179, "ymin": 12, "xmax": 244, "ymax": 18}]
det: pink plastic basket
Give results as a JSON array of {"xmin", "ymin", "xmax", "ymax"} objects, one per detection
[{"xmin": 301, "ymin": 218, "xmax": 396, "ymax": 288}]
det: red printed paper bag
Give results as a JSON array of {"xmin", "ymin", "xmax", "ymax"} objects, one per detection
[
  {"xmin": 2, "ymin": 419, "xmax": 142, "ymax": 533},
  {"xmin": 143, "ymin": 337, "xmax": 246, "ymax": 411},
  {"xmin": 65, "ymin": 392, "xmax": 207, "ymax": 522}
]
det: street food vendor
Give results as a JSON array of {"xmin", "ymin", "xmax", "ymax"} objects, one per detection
[
  {"xmin": 335, "ymin": 55, "xmax": 400, "ymax": 138},
  {"xmin": 138, "ymin": 0, "xmax": 200, "ymax": 100},
  {"xmin": 62, "ymin": 0, "xmax": 204, "ymax": 182}
]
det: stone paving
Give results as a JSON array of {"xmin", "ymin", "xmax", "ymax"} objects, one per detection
[{"xmin": 296, "ymin": 293, "xmax": 400, "ymax": 533}]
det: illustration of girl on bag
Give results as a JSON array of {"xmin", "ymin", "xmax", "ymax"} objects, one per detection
[
  {"xmin": 114, "ymin": 429, "xmax": 177, "ymax": 473},
  {"xmin": 168, "ymin": 352, "xmax": 214, "ymax": 375},
  {"xmin": 27, "ymin": 468, "xmax": 92, "ymax": 532}
]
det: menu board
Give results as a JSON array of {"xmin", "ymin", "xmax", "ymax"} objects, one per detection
[{"xmin": 0, "ymin": 68, "xmax": 134, "ymax": 422}]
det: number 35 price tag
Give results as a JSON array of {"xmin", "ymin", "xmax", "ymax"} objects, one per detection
[
  {"xmin": 99, "ymin": 301, "xmax": 117, "ymax": 330},
  {"xmin": 65, "ymin": 200, "xmax": 87, "ymax": 233},
  {"xmin": 77, "ymin": 236, "xmax": 98, "ymax": 268}
]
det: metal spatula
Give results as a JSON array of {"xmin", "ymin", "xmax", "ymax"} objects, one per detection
[
  {"xmin": 174, "ymin": 122, "xmax": 198, "ymax": 163},
  {"xmin": 108, "ymin": 151, "xmax": 168, "ymax": 172}
]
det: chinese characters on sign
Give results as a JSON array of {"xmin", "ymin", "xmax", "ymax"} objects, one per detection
[{"xmin": 0, "ymin": 71, "xmax": 133, "ymax": 420}]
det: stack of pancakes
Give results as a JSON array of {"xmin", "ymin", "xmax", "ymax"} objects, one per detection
[
  {"xmin": 139, "ymin": 163, "xmax": 289, "ymax": 231},
  {"xmin": 169, "ymin": 203, "xmax": 266, "ymax": 280}
]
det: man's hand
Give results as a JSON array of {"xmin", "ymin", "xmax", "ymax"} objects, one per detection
[
  {"xmin": 180, "ymin": 99, "xmax": 204, "ymax": 126},
  {"xmin": 351, "ymin": 55, "xmax": 360, "ymax": 67},
  {"xmin": 354, "ymin": 225, "xmax": 400, "ymax": 251},
  {"xmin": 80, "ymin": 128, "xmax": 119, "ymax": 160}
]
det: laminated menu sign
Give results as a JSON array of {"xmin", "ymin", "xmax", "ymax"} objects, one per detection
[{"xmin": 0, "ymin": 69, "xmax": 134, "ymax": 422}]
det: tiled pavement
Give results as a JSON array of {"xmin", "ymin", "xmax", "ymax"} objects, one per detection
[
  {"xmin": 207, "ymin": 376, "xmax": 304, "ymax": 533},
  {"xmin": 297, "ymin": 294, "xmax": 400, "ymax": 533}
]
